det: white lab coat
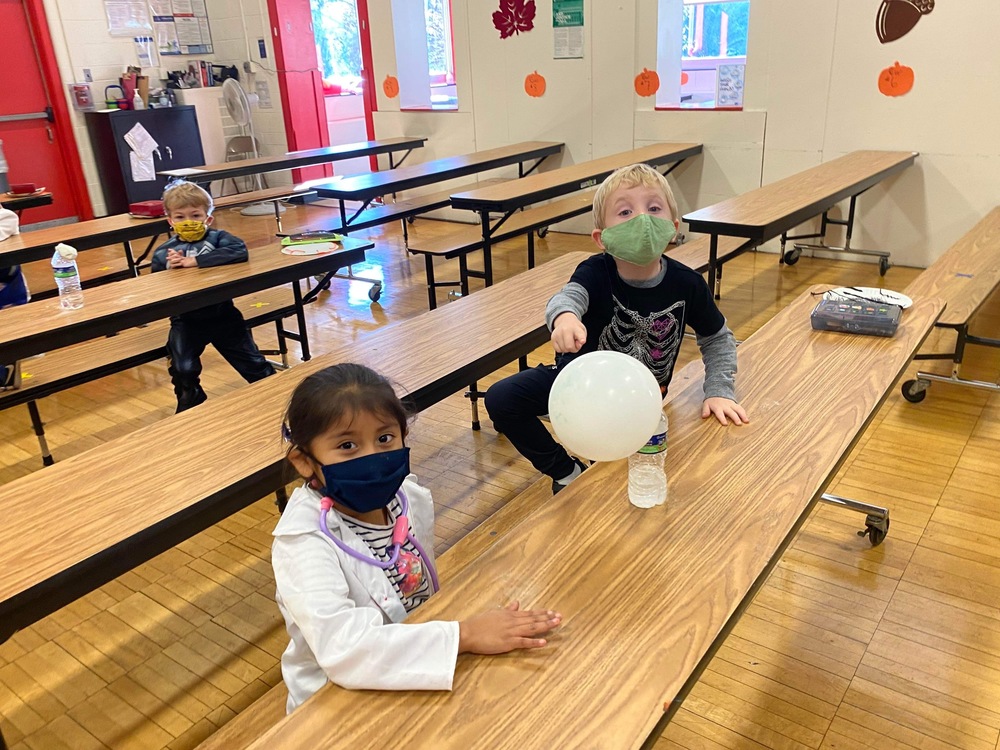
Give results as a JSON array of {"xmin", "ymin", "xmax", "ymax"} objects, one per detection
[
  {"xmin": 0, "ymin": 206, "xmax": 19, "ymax": 241},
  {"xmin": 271, "ymin": 476, "xmax": 459, "ymax": 713}
]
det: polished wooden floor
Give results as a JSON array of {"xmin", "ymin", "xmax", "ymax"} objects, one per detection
[{"xmin": 2, "ymin": 201, "xmax": 999, "ymax": 749}]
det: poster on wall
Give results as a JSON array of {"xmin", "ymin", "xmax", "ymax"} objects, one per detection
[
  {"xmin": 105, "ymin": 0, "xmax": 153, "ymax": 37},
  {"xmin": 716, "ymin": 64, "xmax": 745, "ymax": 108},
  {"xmin": 553, "ymin": 0, "xmax": 583, "ymax": 59},
  {"xmin": 150, "ymin": 0, "xmax": 213, "ymax": 55}
]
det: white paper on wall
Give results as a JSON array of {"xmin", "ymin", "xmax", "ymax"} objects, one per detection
[{"xmin": 106, "ymin": 0, "xmax": 152, "ymax": 36}]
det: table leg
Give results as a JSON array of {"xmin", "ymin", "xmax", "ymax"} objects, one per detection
[
  {"xmin": 424, "ymin": 255, "xmax": 438, "ymax": 311},
  {"xmin": 338, "ymin": 200, "xmax": 348, "ymax": 234},
  {"xmin": 292, "ymin": 280, "xmax": 311, "ymax": 361},
  {"xmin": 459, "ymin": 254, "xmax": 470, "ymax": 297},
  {"xmin": 123, "ymin": 241, "xmax": 138, "ymax": 277},
  {"xmin": 480, "ymin": 209, "xmax": 494, "ymax": 287},
  {"xmin": 26, "ymin": 400, "xmax": 54, "ymax": 466},
  {"xmin": 468, "ymin": 381, "xmax": 481, "ymax": 431},
  {"xmin": 708, "ymin": 234, "xmax": 720, "ymax": 300}
]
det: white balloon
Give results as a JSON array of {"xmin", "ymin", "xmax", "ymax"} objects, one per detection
[{"xmin": 548, "ymin": 351, "xmax": 663, "ymax": 462}]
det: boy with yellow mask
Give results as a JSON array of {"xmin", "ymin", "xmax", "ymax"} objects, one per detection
[
  {"xmin": 485, "ymin": 163, "xmax": 748, "ymax": 494},
  {"xmin": 151, "ymin": 180, "xmax": 274, "ymax": 412}
]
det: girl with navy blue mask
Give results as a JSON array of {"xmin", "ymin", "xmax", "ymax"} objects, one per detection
[{"xmin": 272, "ymin": 363, "xmax": 562, "ymax": 713}]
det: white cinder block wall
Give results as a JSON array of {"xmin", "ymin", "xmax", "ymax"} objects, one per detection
[
  {"xmin": 368, "ymin": 0, "xmax": 1000, "ymax": 267},
  {"xmin": 41, "ymin": 0, "xmax": 1000, "ymax": 266}
]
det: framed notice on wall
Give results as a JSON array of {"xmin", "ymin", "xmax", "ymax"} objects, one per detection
[
  {"xmin": 553, "ymin": 0, "xmax": 583, "ymax": 59},
  {"xmin": 716, "ymin": 64, "xmax": 745, "ymax": 108},
  {"xmin": 150, "ymin": 0, "xmax": 213, "ymax": 55}
]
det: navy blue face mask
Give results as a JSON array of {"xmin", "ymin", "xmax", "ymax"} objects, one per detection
[{"xmin": 318, "ymin": 447, "xmax": 411, "ymax": 514}]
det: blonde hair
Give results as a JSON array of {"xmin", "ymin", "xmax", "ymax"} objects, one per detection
[
  {"xmin": 162, "ymin": 180, "xmax": 214, "ymax": 214},
  {"xmin": 592, "ymin": 163, "xmax": 678, "ymax": 230}
]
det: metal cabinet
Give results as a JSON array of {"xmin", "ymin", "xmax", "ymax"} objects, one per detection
[{"xmin": 84, "ymin": 106, "xmax": 205, "ymax": 215}]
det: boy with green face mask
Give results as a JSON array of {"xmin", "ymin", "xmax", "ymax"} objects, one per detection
[
  {"xmin": 484, "ymin": 163, "xmax": 748, "ymax": 493},
  {"xmin": 151, "ymin": 180, "xmax": 274, "ymax": 412}
]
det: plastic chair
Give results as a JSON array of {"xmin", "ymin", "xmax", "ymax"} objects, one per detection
[{"xmin": 222, "ymin": 135, "xmax": 268, "ymax": 195}]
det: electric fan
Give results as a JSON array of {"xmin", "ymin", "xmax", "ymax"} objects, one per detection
[{"xmin": 222, "ymin": 78, "xmax": 285, "ymax": 216}]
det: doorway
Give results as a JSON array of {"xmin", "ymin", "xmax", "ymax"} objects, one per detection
[
  {"xmin": 0, "ymin": 0, "xmax": 92, "ymax": 227},
  {"xmin": 267, "ymin": 0, "xmax": 377, "ymax": 185}
]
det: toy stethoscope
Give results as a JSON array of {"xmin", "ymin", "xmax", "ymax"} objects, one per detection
[{"xmin": 318, "ymin": 488, "xmax": 440, "ymax": 593}]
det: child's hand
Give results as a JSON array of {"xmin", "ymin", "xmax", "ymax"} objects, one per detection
[
  {"xmin": 702, "ymin": 397, "xmax": 749, "ymax": 426},
  {"xmin": 459, "ymin": 601, "xmax": 562, "ymax": 655},
  {"xmin": 166, "ymin": 250, "xmax": 196, "ymax": 269},
  {"xmin": 551, "ymin": 313, "xmax": 587, "ymax": 353}
]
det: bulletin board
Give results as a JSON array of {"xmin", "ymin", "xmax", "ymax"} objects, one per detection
[
  {"xmin": 151, "ymin": 0, "xmax": 214, "ymax": 55},
  {"xmin": 105, "ymin": 0, "xmax": 213, "ymax": 53}
]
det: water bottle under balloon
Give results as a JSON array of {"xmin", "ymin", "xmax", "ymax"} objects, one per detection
[{"xmin": 628, "ymin": 412, "xmax": 668, "ymax": 508}]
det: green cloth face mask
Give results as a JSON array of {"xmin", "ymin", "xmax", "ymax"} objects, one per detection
[
  {"xmin": 173, "ymin": 220, "xmax": 208, "ymax": 243},
  {"xmin": 600, "ymin": 213, "xmax": 676, "ymax": 265}
]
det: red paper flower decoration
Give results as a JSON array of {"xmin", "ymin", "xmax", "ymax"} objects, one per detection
[{"xmin": 493, "ymin": 0, "xmax": 536, "ymax": 39}]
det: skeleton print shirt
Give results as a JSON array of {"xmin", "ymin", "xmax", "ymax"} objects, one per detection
[{"xmin": 545, "ymin": 253, "xmax": 737, "ymax": 400}]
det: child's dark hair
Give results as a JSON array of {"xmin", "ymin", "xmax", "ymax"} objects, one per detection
[{"xmin": 282, "ymin": 364, "xmax": 410, "ymax": 459}]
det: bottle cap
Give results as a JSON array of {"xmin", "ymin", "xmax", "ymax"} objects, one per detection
[{"xmin": 55, "ymin": 242, "xmax": 78, "ymax": 260}]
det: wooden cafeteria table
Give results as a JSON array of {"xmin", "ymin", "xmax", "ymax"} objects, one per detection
[
  {"xmin": 159, "ymin": 135, "xmax": 428, "ymax": 184},
  {"xmin": 244, "ymin": 287, "xmax": 944, "ymax": 750},
  {"xmin": 312, "ymin": 141, "xmax": 564, "ymax": 232},
  {"xmin": 683, "ymin": 150, "xmax": 918, "ymax": 297},
  {"xmin": 0, "ymin": 190, "xmax": 54, "ymax": 214},
  {"xmin": 0, "ymin": 252, "xmax": 588, "ymax": 645},
  {"xmin": 0, "ymin": 236, "xmax": 371, "ymax": 364},
  {"xmin": 448, "ymin": 142, "xmax": 705, "ymax": 285}
]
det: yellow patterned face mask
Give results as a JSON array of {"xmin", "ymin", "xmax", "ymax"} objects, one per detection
[{"xmin": 173, "ymin": 220, "xmax": 207, "ymax": 242}]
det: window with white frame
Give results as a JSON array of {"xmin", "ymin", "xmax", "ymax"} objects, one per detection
[
  {"xmin": 391, "ymin": 0, "xmax": 457, "ymax": 110},
  {"xmin": 656, "ymin": 0, "xmax": 749, "ymax": 109}
]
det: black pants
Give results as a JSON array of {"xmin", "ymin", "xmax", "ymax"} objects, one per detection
[
  {"xmin": 167, "ymin": 304, "xmax": 274, "ymax": 412},
  {"xmin": 484, "ymin": 362, "xmax": 577, "ymax": 481}
]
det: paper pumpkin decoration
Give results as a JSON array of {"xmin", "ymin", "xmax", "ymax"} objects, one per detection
[
  {"xmin": 524, "ymin": 71, "xmax": 546, "ymax": 98},
  {"xmin": 878, "ymin": 62, "xmax": 914, "ymax": 97},
  {"xmin": 876, "ymin": 0, "xmax": 934, "ymax": 43},
  {"xmin": 634, "ymin": 68, "xmax": 660, "ymax": 98},
  {"xmin": 493, "ymin": 0, "xmax": 536, "ymax": 39},
  {"xmin": 382, "ymin": 75, "xmax": 399, "ymax": 98},
  {"xmin": 681, "ymin": 71, "xmax": 689, "ymax": 85}
]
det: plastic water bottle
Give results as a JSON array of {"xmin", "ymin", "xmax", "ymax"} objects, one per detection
[
  {"xmin": 628, "ymin": 412, "xmax": 668, "ymax": 508},
  {"xmin": 51, "ymin": 243, "xmax": 84, "ymax": 309}
]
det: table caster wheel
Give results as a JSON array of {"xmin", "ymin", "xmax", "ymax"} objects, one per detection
[
  {"xmin": 782, "ymin": 248, "xmax": 801, "ymax": 265},
  {"xmin": 537, "ymin": 226, "xmax": 549, "ymax": 238},
  {"xmin": 879, "ymin": 256, "xmax": 891, "ymax": 276},
  {"xmin": 901, "ymin": 379, "xmax": 928, "ymax": 403},
  {"xmin": 368, "ymin": 283, "xmax": 383, "ymax": 302},
  {"xmin": 858, "ymin": 515, "xmax": 889, "ymax": 546}
]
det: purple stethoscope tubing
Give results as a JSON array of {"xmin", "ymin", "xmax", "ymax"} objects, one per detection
[{"xmin": 318, "ymin": 488, "xmax": 440, "ymax": 592}]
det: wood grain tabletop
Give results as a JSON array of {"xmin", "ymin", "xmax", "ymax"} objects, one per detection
[
  {"xmin": 244, "ymin": 286, "xmax": 944, "ymax": 750},
  {"xmin": 0, "ymin": 237, "xmax": 371, "ymax": 363},
  {"xmin": 0, "ymin": 252, "xmax": 590, "ymax": 629},
  {"xmin": 449, "ymin": 143, "xmax": 703, "ymax": 213},
  {"xmin": 683, "ymin": 151, "xmax": 917, "ymax": 241},
  {"xmin": 903, "ymin": 206, "xmax": 1000, "ymax": 328}
]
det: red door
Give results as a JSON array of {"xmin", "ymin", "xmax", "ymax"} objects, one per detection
[
  {"xmin": 267, "ymin": 0, "xmax": 379, "ymax": 182},
  {"xmin": 0, "ymin": 0, "xmax": 92, "ymax": 225},
  {"xmin": 267, "ymin": 0, "xmax": 331, "ymax": 185}
]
